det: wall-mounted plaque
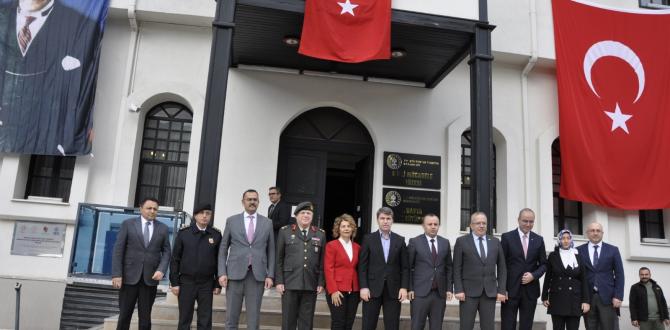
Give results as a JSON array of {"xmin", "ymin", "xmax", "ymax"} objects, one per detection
[
  {"xmin": 382, "ymin": 188, "xmax": 440, "ymax": 225},
  {"xmin": 383, "ymin": 152, "xmax": 441, "ymax": 189},
  {"xmin": 11, "ymin": 221, "xmax": 67, "ymax": 258}
]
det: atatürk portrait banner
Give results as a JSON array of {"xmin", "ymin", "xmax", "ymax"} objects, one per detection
[{"xmin": 0, "ymin": 0, "xmax": 110, "ymax": 155}]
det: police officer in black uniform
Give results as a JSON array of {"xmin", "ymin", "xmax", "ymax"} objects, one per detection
[
  {"xmin": 170, "ymin": 204, "xmax": 222, "ymax": 330},
  {"xmin": 275, "ymin": 201, "xmax": 326, "ymax": 330}
]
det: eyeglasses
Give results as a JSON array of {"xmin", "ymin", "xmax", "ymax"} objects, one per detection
[{"xmin": 268, "ymin": 192, "xmax": 278, "ymax": 195}]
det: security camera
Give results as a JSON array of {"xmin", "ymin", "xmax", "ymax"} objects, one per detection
[{"xmin": 129, "ymin": 103, "xmax": 141, "ymax": 112}]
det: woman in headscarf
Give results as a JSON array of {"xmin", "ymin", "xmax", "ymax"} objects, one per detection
[{"xmin": 541, "ymin": 229, "xmax": 590, "ymax": 330}]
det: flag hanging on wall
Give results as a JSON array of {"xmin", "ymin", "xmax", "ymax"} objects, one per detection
[
  {"xmin": 0, "ymin": 0, "xmax": 110, "ymax": 156},
  {"xmin": 298, "ymin": 0, "xmax": 391, "ymax": 63},
  {"xmin": 552, "ymin": 0, "xmax": 670, "ymax": 209}
]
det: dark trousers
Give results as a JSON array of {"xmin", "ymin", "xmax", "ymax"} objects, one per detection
[
  {"xmin": 585, "ymin": 293, "xmax": 618, "ymax": 330},
  {"xmin": 551, "ymin": 315, "xmax": 580, "ymax": 330},
  {"xmin": 501, "ymin": 293, "xmax": 537, "ymax": 330},
  {"xmin": 362, "ymin": 281, "xmax": 401, "ymax": 330},
  {"xmin": 117, "ymin": 280, "xmax": 158, "ymax": 330},
  {"xmin": 326, "ymin": 291, "xmax": 360, "ymax": 330},
  {"xmin": 282, "ymin": 289, "xmax": 317, "ymax": 330},
  {"xmin": 410, "ymin": 290, "xmax": 446, "ymax": 330},
  {"xmin": 459, "ymin": 295, "xmax": 496, "ymax": 330},
  {"xmin": 177, "ymin": 279, "xmax": 214, "ymax": 330}
]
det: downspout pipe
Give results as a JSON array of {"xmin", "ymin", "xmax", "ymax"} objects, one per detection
[{"xmin": 521, "ymin": 0, "xmax": 538, "ymax": 207}]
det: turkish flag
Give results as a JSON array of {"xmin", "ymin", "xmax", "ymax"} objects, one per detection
[
  {"xmin": 298, "ymin": 0, "xmax": 391, "ymax": 63},
  {"xmin": 553, "ymin": 0, "xmax": 670, "ymax": 209}
]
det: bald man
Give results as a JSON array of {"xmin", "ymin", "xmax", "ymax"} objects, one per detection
[{"xmin": 576, "ymin": 222, "xmax": 624, "ymax": 330}]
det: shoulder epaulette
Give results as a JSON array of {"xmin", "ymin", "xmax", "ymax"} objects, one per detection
[
  {"xmin": 211, "ymin": 226, "xmax": 221, "ymax": 233},
  {"xmin": 281, "ymin": 225, "xmax": 289, "ymax": 230}
]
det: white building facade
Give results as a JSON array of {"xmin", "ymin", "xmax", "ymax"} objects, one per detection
[{"xmin": 0, "ymin": 0, "xmax": 667, "ymax": 328}]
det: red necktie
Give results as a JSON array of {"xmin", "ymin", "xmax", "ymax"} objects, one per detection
[{"xmin": 19, "ymin": 16, "xmax": 36, "ymax": 54}]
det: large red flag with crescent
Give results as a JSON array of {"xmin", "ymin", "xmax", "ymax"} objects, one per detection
[
  {"xmin": 553, "ymin": 0, "xmax": 670, "ymax": 209},
  {"xmin": 298, "ymin": 0, "xmax": 391, "ymax": 63}
]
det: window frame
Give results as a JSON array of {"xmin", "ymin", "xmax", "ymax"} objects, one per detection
[
  {"xmin": 135, "ymin": 102, "xmax": 193, "ymax": 211},
  {"xmin": 551, "ymin": 139, "xmax": 583, "ymax": 235},
  {"xmin": 24, "ymin": 155, "xmax": 76, "ymax": 202},
  {"xmin": 460, "ymin": 130, "xmax": 497, "ymax": 231}
]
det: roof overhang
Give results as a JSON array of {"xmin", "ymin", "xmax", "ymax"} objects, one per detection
[{"xmin": 230, "ymin": 0, "xmax": 487, "ymax": 88}]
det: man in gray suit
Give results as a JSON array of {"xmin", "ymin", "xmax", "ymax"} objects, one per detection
[
  {"xmin": 218, "ymin": 189, "xmax": 275, "ymax": 330},
  {"xmin": 453, "ymin": 211, "xmax": 507, "ymax": 330},
  {"xmin": 112, "ymin": 197, "xmax": 172, "ymax": 330},
  {"xmin": 407, "ymin": 213, "xmax": 453, "ymax": 330}
]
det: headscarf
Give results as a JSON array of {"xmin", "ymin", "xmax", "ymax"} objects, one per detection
[{"xmin": 556, "ymin": 229, "xmax": 579, "ymax": 269}]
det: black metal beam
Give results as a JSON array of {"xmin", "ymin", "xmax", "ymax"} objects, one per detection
[
  {"xmin": 236, "ymin": 0, "xmax": 480, "ymax": 33},
  {"xmin": 194, "ymin": 0, "xmax": 236, "ymax": 220},
  {"xmin": 469, "ymin": 20, "xmax": 495, "ymax": 233}
]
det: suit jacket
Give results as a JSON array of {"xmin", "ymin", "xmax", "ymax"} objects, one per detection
[
  {"xmin": 268, "ymin": 200, "xmax": 292, "ymax": 236},
  {"xmin": 541, "ymin": 248, "xmax": 589, "ymax": 316},
  {"xmin": 500, "ymin": 229, "xmax": 547, "ymax": 299},
  {"xmin": 358, "ymin": 231, "xmax": 409, "ymax": 298},
  {"xmin": 275, "ymin": 224, "xmax": 326, "ymax": 290},
  {"xmin": 324, "ymin": 239, "xmax": 360, "ymax": 294},
  {"xmin": 0, "ymin": 0, "xmax": 102, "ymax": 154},
  {"xmin": 453, "ymin": 233, "xmax": 507, "ymax": 298},
  {"xmin": 577, "ymin": 242, "xmax": 625, "ymax": 305},
  {"xmin": 218, "ymin": 213, "xmax": 275, "ymax": 282},
  {"xmin": 407, "ymin": 234, "xmax": 453, "ymax": 298},
  {"xmin": 111, "ymin": 217, "xmax": 172, "ymax": 286}
]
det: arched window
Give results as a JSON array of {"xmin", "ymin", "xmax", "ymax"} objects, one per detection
[
  {"xmin": 460, "ymin": 130, "xmax": 497, "ymax": 231},
  {"xmin": 135, "ymin": 102, "xmax": 193, "ymax": 210},
  {"xmin": 552, "ymin": 138, "xmax": 582, "ymax": 235}
]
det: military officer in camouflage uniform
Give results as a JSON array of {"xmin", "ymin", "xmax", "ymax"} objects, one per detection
[
  {"xmin": 170, "ymin": 204, "xmax": 222, "ymax": 330},
  {"xmin": 275, "ymin": 201, "xmax": 326, "ymax": 330}
]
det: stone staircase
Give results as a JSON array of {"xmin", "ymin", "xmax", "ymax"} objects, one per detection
[{"xmin": 103, "ymin": 290, "xmax": 547, "ymax": 329}]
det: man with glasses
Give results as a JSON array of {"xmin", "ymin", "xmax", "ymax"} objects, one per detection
[
  {"xmin": 268, "ymin": 186, "xmax": 292, "ymax": 239},
  {"xmin": 501, "ymin": 208, "xmax": 547, "ymax": 330},
  {"xmin": 218, "ymin": 189, "xmax": 275, "ymax": 330}
]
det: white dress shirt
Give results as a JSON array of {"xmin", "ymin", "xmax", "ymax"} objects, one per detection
[
  {"xmin": 140, "ymin": 216, "xmax": 154, "ymax": 241},
  {"xmin": 243, "ymin": 212, "xmax": 256, "ymax": 234},
  {"xmin": 425, "ymin": 234, "xmax": 438, "ymax": 251},
  {"xmin": 339, "ymin": 238, "xmax": 353, "ymax": 261},
  {"xmin": 588, "ymin": 241, "xmax": 602, "ymax": 265},
  {"xmin": 472, "ymin": 232, "xmax": 488, "ymax": 257},
  {"xmin": 16, "ymin": 0, "xmax": 55, "ymax": 56}
]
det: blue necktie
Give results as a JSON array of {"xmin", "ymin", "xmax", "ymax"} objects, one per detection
[
  {"xmin": 593, "ymin": 245, "xmax": 599, "ymax": 267},
  {"xmin": 143, "ymin": 222, "xmax": 151, "ymax": 247}
]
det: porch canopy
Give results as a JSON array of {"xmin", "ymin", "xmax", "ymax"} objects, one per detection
[{"xmin": 230, "ymin": 0, "xmax": 481, "ymax": 88}]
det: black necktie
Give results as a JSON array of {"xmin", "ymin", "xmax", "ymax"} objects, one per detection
[
  {"xmin": 430, "ymin": 238, "xmax": 438, "ymax": 289},
  {"xmin": 302, "ymin": 229, "xmax": 307, "ymax": 237},
  {"xmin": 268, "ymin": 204, "xmax": 275, "ymax": 216},
  {"xmin": 593, "ymin": 245, "xmax": 599, "ymax": 267},
  {"xmin": 478, "ymin": 236, "xmax": 486, "ymax": 261}
]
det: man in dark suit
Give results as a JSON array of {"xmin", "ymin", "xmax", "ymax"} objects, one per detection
[
  {"xmin": 170, "ymin": 203, "xmax": 222, "ymax": 330},
  {"xmin": 358, "ymin": 207, "xmax": 409, "ymax": 330},
  {"xmin": 0, "ymin": 0, "xmax": 102, "ymax": 155},
  {"xmin": 500, "ymin": 208, "xmax": 547, "ymax": 330},
  {"xmin": 111, "ymin": 197, "xmax": 172, "ymax": 330},
  {"xmin": 218, "ymin": 189, "xmax": 275, "ymax": 330},
  {"xmin": 453, "ymin": 211, "xmax": 507, "ymax": 330},
  {"xmin": 275, "ymin": 201, "xmax": 326, "ymax": 330},
  {"xmin": 577, "ymin": 222, "xmax": 624, "ymax": 330},
  {"xmin": 407, "ymin": 213, "xmax": 453, "ymax": 330},
  {"xmin": 268, "ymin": 186, "xmax": 292, "ymax": 239}
]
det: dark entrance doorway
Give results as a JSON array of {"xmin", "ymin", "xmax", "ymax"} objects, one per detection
[{"xmin": 277, "ymin": 108, "xmax": 374, "ymax": 242}]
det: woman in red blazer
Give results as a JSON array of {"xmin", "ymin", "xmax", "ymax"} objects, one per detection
[{"xmin": 324, "ymin": 213, "xmax": 361, "ymax": 330}]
